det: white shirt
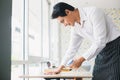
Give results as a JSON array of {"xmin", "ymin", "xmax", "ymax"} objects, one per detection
[{"xmin": 61, "ymin": 7, "xmax": 120, "ymax": 66}]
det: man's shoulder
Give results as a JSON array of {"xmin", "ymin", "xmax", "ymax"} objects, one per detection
[
  {"xmin": 79, "ymin": 6, "xmax": 103, "ymax": 15},
  {"xmin": 82, "ymin": 6, "xmax": 98, "ymax": 12},
  {"xmin": 83, "ymin": 6, "xmax": 97, "ymax": 9}
]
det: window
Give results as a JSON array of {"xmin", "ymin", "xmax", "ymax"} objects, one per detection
[
  {"xmin": 11, "ymin": 0, "xmax": 52, "ymax": 80},
  {"xmin": 11, "ymin": 0, "xmax": 24, "ymax": 80}
]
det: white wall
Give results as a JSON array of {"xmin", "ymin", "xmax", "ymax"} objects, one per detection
[{"xmin": 57, "ymin": 0, "xmax": 120, "ymax": 8}]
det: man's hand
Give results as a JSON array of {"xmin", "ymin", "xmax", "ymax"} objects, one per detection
[
  {"xmin": 69, "ymin": 57, "xmax": 85, "ymax": 69},
  {"xmin": 44, "ymin": 65, "xmax": 65, "ymax": 75}
]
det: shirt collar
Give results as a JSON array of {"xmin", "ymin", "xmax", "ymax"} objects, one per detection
[{"xmin": 78, "ymin": 8, "xmax": 88, "ymax": 27}]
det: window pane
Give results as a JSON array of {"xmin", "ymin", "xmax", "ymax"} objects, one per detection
[
  {"xmin": 28, "ymin": 0, "xmax": 42, "ymax": 78},
  {"xmin": 42, "ymin": 0, "xmax": 50, "ymax": 58},
  {"xmin": 28, "ymin": 0, "xmax": 42, "ymax": 57},
  {"xmin": 11, "ymin": 0, "xmax": 24, "ymax": 80},
  {"xmin": 12, "ymin": 0, "xmax": 24, "ymax": 61}
]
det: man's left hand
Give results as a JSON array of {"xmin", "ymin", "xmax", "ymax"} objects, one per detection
[{"xmin": 69, "ymin": 57, "xmax": 85, "ymax": 69}]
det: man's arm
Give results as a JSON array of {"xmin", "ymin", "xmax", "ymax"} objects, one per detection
[
  {"xmin": 56, "ymin": 29, "xmax": 83, "ymax": 73},
  {"xmin": 61, "ymin": 29, "xmax": 83, "ymax": 66},
  {"xmin": 82, "ymin": 7, "xmax": 107, "ymax": 60}
]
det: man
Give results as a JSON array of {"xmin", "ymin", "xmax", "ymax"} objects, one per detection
[{"xmin": 49, "ymin": 2, "xmax": 120, "ymax": 80}]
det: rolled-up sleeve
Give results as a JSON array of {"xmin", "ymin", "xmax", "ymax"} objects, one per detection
[
  {"xmin": 82, "ymin": 8, "xmax": 107, "ymax": 60},
  {"xmin": 61, "ymin": 29, "xmax": 83, "ymax": 66}
]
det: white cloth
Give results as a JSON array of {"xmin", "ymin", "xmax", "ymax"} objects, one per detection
[{"xmin": 61, "ymin": 7, "xmax": 120, "ymax": 66}]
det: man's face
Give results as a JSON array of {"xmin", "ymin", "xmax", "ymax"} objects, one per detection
[{"xmin": 57, "ymin": 9, "xmax": 75, "ymax": 27}]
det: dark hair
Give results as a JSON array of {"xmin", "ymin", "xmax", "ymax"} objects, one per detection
[{"xmin": 51, "ymin": 2, "xmax": 75, "ymax": 19}]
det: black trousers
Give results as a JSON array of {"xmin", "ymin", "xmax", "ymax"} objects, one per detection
[{"xmin": 92, "ymin": 36, "xmax": 120, "ymax": 80}]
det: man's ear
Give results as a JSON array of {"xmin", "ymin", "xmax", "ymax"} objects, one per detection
[{"xmin": 65, "ymin": 9, "xmax": 70, "ymax": 15}]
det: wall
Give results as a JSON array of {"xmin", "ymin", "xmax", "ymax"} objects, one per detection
[
  {"xmin": 0, "ymin": 0, "xmax": 12, "ymax": 80},
  {"xmin": 57, "ymin": 0, "xmax": 120, "ymax": 8}
]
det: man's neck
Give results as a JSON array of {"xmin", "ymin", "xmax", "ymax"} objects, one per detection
[{"xmin": 74, "ymin": 8, "xmax": 81, "ymax": 24}]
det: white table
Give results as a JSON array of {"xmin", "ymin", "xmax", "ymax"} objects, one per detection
[{"xmin": 19, "ymin": 71, "xmax": 92, "ymax": 80}]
